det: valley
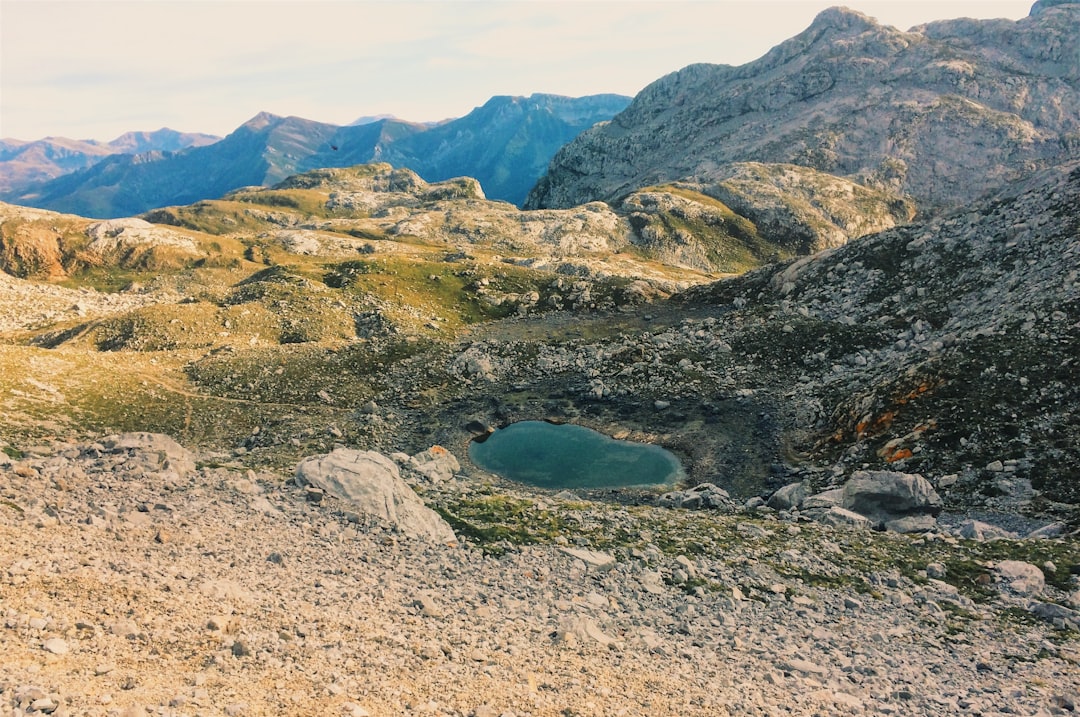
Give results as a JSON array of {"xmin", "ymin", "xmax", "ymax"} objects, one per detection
[{"xmin": 1, "ymin": 3, "xmax": 1079, "ymax": 715}]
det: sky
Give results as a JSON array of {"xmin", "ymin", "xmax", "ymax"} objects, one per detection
[{"xmin": 0, "ymin": 0, "xmax": 1034, "ymax": 142}]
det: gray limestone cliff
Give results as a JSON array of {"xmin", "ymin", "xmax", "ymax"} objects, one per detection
[{"xmin": 526, "ymin": 4, "xmax": 1080, "ymax": 215}]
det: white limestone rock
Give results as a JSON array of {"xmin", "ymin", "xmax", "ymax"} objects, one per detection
[
  {"xmin": 408, "ymin": 446, "xmax": 461, "ymax": 484},
  {"xmin": 295, "ymin": 448, "xmax": 456, "ymax": 543}
]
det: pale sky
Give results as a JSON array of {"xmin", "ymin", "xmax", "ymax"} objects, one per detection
[{"xmin": 0, "ymin": 0, "xmax": 1034, "ymax": 142}]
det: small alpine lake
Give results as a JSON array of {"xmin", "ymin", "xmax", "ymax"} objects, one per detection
[{"xmin": 468, "ymin": 420, "xmax": 683, "ymax": 490}]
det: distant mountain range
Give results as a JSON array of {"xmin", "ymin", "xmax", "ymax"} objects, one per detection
[
  {"xmin": 1, "ymin": 93, "xmax": 630, "ymax": 218},
  {"xmin": 527, "ymin": 3, "xmax": 1080, "ymax": 215},
  {"xmin": 0, "ymin": 128, "xmax": 219, "ymax": 195}
]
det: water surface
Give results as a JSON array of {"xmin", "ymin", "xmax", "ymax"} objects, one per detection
[{"xmin": 469, "ymin": 421, "xmax": 683, "ymax": 490}]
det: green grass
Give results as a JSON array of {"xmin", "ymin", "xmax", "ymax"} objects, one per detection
[{"xmin": 631, "ymin": 185, "xmax": 793, "ymax": 273}]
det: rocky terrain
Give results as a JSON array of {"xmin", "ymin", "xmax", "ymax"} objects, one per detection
[
  {"xmin": 0, "ymin": 156, "xmax": 1078, "ymax": 715},
  {"xmin": 1, "ymin": 157, "xmax": 1078, "ymax": 505},
  {"xmin": 1, "ymin": 6, "xmax": 1079, "ymax": 713},
  {"xmin": 527, "ymin": 4, "xmax": 1080, "ymax": 215},
  {"xmin": 1, "ymin": 433, "xmax": 1078, "ymax": 716}
]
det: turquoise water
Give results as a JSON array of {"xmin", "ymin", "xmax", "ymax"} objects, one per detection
[{"xmin": 468, "ymin": 421, "xmax": 683, "ymax": 490}]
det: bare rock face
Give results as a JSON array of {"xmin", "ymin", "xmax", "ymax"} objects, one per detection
[
  {"xmin": 0, "ymin": 202, "xmax": 77, "ymax": 278},
  {"xmin": 611, "ymin": 164, "xmax": 912, "ymax": 274},
  {"xmin": 294, "ymin": 448, "xmax": 456, "ymax": 543},
  {"xmin": 690, "ymin": 164, "xmax": 915, "ymax": 253},
  {"xmin": 527, "ymin": 5, "xmax": 1080, "ymax": 215}
]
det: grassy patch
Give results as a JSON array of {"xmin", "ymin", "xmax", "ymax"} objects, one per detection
[
  {"xmin": 629, "ymin": 185, "xmax": 793, "ymax": 273},
  {"xmin": 184, "ymin": 338, "xmax": 439, "ymax": 406},
  {"xmin": 434, "ymin": 495, "xmax": 575, "ymax": 555}
]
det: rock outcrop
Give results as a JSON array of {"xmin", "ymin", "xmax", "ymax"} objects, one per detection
[
  {"xmin": 0, "ymin": 202, "xmax": 202, "ymax": 280},
  {"xmin": 294, "ymin": 447, "xmax": 457, "ymax": 543}
]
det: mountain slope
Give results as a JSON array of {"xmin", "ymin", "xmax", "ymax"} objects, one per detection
[
  {"xmin": 674, "ymin": 160, "xmax": 1080, "ymax": 505},
  {"xmin": 381, "ymin": 93, "xmax": 631, "ymax": 206},
  {"xmin": 5, "ymin": 94, "xmax": 629, "ymax": 218},
  {"xmin": 5, "ymin": 115, "xmax": 426, "ymax": 219},
  {"xmin": 526, "ymin": 4, "xmax": 1080, "ymax": 213},
  {"xmin": 0, "ymin": 129, "xmax": 218, "ymax": 195}
]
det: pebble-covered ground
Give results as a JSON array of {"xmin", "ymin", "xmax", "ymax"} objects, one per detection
[{"xmin": 2, "ymin": 435, "xmax": 1078, "ymax": 717}]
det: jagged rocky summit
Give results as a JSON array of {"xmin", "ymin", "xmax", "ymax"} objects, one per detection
[{"xmin": 527, "ymin": 3, "xmax": 1080, "ymax": 215}]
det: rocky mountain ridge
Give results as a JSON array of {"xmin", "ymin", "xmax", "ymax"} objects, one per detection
[
  {"xmin": 527, "ymin": 3, "xmax": 1080, "ymax": 215},
  {"xmin": 2, "ymin": 93, "xmax": 630, "ymax": 218},
  {"xmin": 0, "ymin": 129, "xmax": 219, "ymax": 195}
]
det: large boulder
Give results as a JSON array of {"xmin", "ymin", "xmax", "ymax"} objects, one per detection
[
  {"xmin": 767, "ymin": 481, "xmax": 808, "ymax": 511},
  {"xmin": 817, "ymin": 506, "xmax": 874, "ymax": 530},
  {"xmin": 802, "ymin": 488, "xmax": 844, "ymax": 510},
  {"xmin": 958, "ymin": 519, "xmax": 1018, "ymax": 542},
  {"xmin": 100, "ymin": 432, "xmax": 196, "ymax": 479},
  {"xmin": 995, "ymin": 560, "xmax": 1045, "ymax": 596},
  {"xmin": 295, "ymin": 448, "xmax": 456, "ymax": 544},
  {"xmin": 841, "ymin": 470, "xmax": 942, "ymax": 530}
]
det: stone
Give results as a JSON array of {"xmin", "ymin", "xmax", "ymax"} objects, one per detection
[
  {"xmin": 926, "ymin": 562, "xmax": 947, "ymax": 579},
  {"xmin": 412, "ymin": 594, "xmax": 444, "ymax": 618},
  {"xmin": 743, "ymin": 496, "xmax": 766, "ymax": 510},
  {"xmin": 779, "ymin": 658, "xmax": 828, "ymax": 676},
  {"xmin": 42, "ymin": 637, "xmax": 68, "ymax": 654},
  {"xmin": 817, "ymin": 506, "xmax": 873, "ymax": 530},
  {"xmin": 408, "ymin": 445, "xmax": 461, "ymax": 483},
  {"xmin": 767, "ymin": 481, "xmax": 807, "ymax": 511},
  {"xmin": 658, "ymin": 483, "xmax": 732, "ymax": 510},
  {"xmin": 841, "ymin": 470, "xmax": 942, "ymax": 529},
  {"xmin": 555, "ymin": 617, "xmax": 619, "ymax": 647},
  {"xmin": 559, "ymin": 547, "xmax": 616, "ymax": 572},
  {"xmin": 674, "ymin": 554, "xmax": 698, "ymax": 579},
  {"xmin": 100, "ymin": 432, "xmax": 196, "ymax": 479},
  {"xmin": 957, "ymin": 520, "xmax": 1017, "ymax": 541},
  {"xmin": 295, "ymin": 448, "xmax": 456, "ymax": 543},
  {"xmin": 1027, "ymin": 522, "xmax": 1068, "ymax": 539},
  {"xmin": 884, "ymin": 514, "xmax": 938, "ymax": 533},
  {"xmin": 801, "ymin": 488, "xmax": 844, "ymax": 510},
  {"xmin": 30, "ymin": 697, "xmax": 58, "ymax": 713},
  {"xmin": 995, "ymin": 561, "xmax": 1045, "ymax": 595},
  {"xmin": 639, "ymin": 570, "xmax": 665, "ymax": 595},
  {"xmin": 1027, "ymin": 602, "xmax": 1080, "ymax": 630},
  {"xmin": 108, "ymin": 619, "xmax": 140, "ymax": 638}
]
